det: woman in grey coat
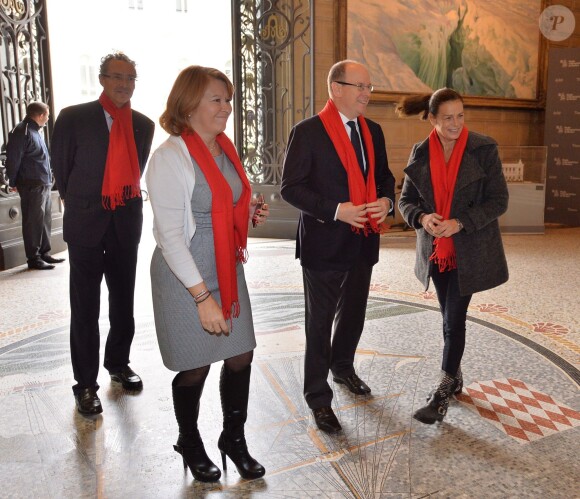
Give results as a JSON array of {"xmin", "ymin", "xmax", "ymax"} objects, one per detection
[{"xmin": 397, "ymin": 88, "xmax": 509, "ymax": 424}]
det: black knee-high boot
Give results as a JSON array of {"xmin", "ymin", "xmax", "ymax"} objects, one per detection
[
  {"xmin": 172, "ymin": 382, "xmax": 221, "ymax": 482},
  {"xmin": 414, "ymin": 371, "xmax": 455, "ymax": 425},
  {"xmin": 217, "ymin": 364, "xmax": 265, "ymax": 479}
]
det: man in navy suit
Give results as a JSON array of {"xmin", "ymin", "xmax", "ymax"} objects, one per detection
[
  {"xmin": 51, "ymin": 52, "xmax": 155, "ymax": 416},
  {"xmin": 281, "ymin": 60, "xmax": 395, "ymax": 433}
]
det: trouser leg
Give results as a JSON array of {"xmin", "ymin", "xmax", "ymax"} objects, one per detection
[
  {"xmin": 330, "ymin": 259, "xmax": 373, "ymax": 378},
  {"xmin": 18, "ymin": 185, "xmax": 51, "ymax": 261},
  {"xmin": 302, "ymin": 267, "xmax": 343, "ymax": 409},
  {"xmin": 103, "ymin": 224, "xmax": 139, "ymax": 373},
  {"xmin": 39, "ymin": 186, "xmax": 52, "ymax": 256},
  {"xmin": 68, "ymin": 242, "xmax": 105, "ymax": 393},
  {"xmin": 431, "ymin": 267, "xmax": 472, "ymax": 377}
]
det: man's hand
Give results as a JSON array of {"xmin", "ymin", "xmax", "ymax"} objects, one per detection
[
  {"xmin": 366, "ymin": 197, "xmax": 390, "ymax": 224},
  {"xmin": 337, "ymin": 202, "xmax": 368, "ymax": 229}
]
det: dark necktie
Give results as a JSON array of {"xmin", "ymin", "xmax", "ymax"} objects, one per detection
[{"xmin": 347, "ymin": 120, "xmax": 365, "ymax": 175}]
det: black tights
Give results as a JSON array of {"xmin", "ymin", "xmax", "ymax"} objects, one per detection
[{"xmin": 172, "ymin": 350, "xmax": 254, "ymax": 387}]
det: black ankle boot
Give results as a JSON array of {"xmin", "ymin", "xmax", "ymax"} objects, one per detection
[
  {"xmin": 414, "ymin": 371, "xmax": 455, "ymax": 425},
  {"xmin": 426, "ymin": 366, "xmax": 463, "ymax": 401},
  {"xmin": 218, "ymin": 364, "xmax": 265, "ymax": 480},
  {"xmin": 172, "ymin": 382, "xmax": 221, "ymax": 482}
]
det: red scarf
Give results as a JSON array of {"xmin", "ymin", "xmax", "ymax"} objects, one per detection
[
  {"xmin": 181, "ymin": 131, "xmax": 251, "ymax": 321},
  {"xmin": 99, "ymin": 92, "xmax": 141, "ymax": 210},
  {"xmin": 318, "ymin": 99, "xmax": 387, "ymax": 234},
  {"xmin": 428, "ymin": 126, "xmax": 468, "ymax": 271}
]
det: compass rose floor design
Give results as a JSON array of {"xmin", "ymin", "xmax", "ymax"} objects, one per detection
[{"xmin": 1, "ymin": 218, "xmax": 579, "ymax": 498}]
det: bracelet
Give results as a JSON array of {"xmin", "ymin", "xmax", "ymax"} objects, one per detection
[
  {"xmin": 193, "ymin": 288, "xmax": 210, "ymax": 302},
  {"xmin": 456, "ymin": 218, "xmax": 464, "ymax": 231},
  {"xmin": 194, "ymin": 291, "xmax": 211, "ymax": 306}
]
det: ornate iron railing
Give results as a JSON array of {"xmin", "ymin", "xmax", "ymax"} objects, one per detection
[
  {"xmin": 232, "ymin": 0, "xmax": 314, "ymax": 186},
  {"xmin": 0, "ymin": 0, "xmax": 52, "ymax": 197}
]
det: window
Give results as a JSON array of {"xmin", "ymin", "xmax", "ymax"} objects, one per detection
[
  {"xmin": 176, "ymin": 0, "xmax": 187, "ymax": 13},
  {"xmin": 129, "ymin": 0, "xmax": 143, "ymax": 10},
  {"xmin": 79, "ymin": 56, "xmax": 97, "ymax": 97}
]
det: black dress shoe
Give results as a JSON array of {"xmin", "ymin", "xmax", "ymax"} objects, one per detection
[
  {"xmin": 27, "ymin": 259, "xmax": 55, "ymax": 270},
  {"xmin": 41, "ymin": 254, "xmax": 65, "ymax": 264},
  {"xmin": 312, "ymin": 406, "xmax": 342, "ymax": 433},
  {"xmin": 333, "ymin": 373, "xmax": 371, "ymax": 395},
  {"xmin": 75, "ymin": 388, "xmax": 103, "ymax": 415},
  {"xmin": 110, "ymin": 367, "xmax": 143, "ymax": 391}
]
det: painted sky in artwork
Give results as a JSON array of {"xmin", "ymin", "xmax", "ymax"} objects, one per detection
[{"xmin": 347, "ymin": 0, "xmax": 541, "ymax": 99}]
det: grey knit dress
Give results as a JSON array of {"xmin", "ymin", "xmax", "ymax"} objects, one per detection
[{"xmin": 150, "ymin": 153, "xmax": 256, "ymax": 371}]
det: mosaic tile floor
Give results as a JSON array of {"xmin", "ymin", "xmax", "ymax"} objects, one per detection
[{"xmin": 0, "ymin": 206, "xmax": 578, "ymax": 498}]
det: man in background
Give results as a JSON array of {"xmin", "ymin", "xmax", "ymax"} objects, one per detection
[
  {"xmin": 5, "ymin": 101, "xmax": 64, "ymax": 270},
  {"xmin": 51, "ymin": 52, "xmax": 155, "ymax": 416}
]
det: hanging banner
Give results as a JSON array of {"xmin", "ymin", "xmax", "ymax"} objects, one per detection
[{"xmin": 544, "ymin": 47, "xmax": 580, "ymax": 226}]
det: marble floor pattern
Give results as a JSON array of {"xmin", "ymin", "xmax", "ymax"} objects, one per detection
[{"xmin": 0, "ymin": 205, "xmax": 579, "ymax": 498}]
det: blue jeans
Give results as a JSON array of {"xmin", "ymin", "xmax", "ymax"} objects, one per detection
[{"xmin": 431, "ymin": 266, "xmax": 472, "ymax": 376}]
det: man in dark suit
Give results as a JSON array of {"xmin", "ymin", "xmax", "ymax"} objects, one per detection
[
  {"xmin": 281, "ymin": 60, "xmax": 395, "ymax": 433},
  {"xmin": 51, "ymin": 52, "xmax": 155, "ymax": 416}
]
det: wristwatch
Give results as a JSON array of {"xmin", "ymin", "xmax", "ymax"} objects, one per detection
[{"xmin": 456, "ymin": 218, "xmax": 464, "ymax": 231}]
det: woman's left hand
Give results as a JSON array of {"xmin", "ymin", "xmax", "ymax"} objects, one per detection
[
  {"xmin": 250, "ymin": 201, "xmax": 269, "ymax": 226},
  {"xmin": 433, "ymin": 218, "xmax": 462, "ymax": 238}
]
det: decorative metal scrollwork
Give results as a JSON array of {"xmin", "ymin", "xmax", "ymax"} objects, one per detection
[
  {"xmin": 233, "ymin": 0, "xmax": 314, "ymax": 186},
  {"xmin": 0, "ymin": 0, "xmax": 52, "ymax": 198}
]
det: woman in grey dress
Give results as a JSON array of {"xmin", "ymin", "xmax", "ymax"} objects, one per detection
[{"xmin": 146, "ymin": 66, "xmax": 268, "ymax": 482}]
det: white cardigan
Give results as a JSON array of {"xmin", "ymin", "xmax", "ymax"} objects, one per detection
[{"xmin": 145, "ymin": 135, "xmax": 202, "ymax": 289}]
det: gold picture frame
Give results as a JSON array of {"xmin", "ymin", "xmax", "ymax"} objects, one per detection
[{"xmin": 335, "ymin": 0, "xmax": 547, "ymax": 109}]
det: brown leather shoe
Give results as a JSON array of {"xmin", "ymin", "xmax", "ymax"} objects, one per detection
[
  {"xmin": 312, "ymin": 406, "xmax": 342, "ymax": 433},
  {"xmin": 75, "ymin": 388, "xmax": 103, "ymax": 415},
  {"xmin": 110, "ymin": 367, "xmax": 143, "ymax": 391},
  {"xmin": 333, "ymin": 373, "xmax": 371, "ymax": 395}
]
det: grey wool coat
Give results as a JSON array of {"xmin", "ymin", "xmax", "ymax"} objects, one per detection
[{"xmin": 398, "ymin": 131, "xmax": 509, "ymax": 296}]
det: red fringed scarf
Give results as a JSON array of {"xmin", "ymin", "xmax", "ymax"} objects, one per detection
[
  {"xmin": 318, "ymin": 99, "xmax": 387, "ymax": 234},
  {"xmin": 181, "ymin": 131, "xmax": 251, "ymax": 321},
  {"xmin": 428, "ymin": 126, "xmax": 468, "ymax": 271},
  {"xmin": 99, "ymin": 92, "xmax": 141, "ymax": 210}
]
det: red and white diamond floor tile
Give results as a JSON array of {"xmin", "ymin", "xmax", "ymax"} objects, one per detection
[{"xmin": 456, "ymin": 378, "xmax": 580, "ymax": 443}]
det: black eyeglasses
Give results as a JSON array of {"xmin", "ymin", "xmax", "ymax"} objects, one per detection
[
  {"xmin": 334, "ymin": 81, "xmax": 374, "ymax": 92},
  {"xmin": 101, "ymin": 74, "xmax": 137, "ymax": 83}
]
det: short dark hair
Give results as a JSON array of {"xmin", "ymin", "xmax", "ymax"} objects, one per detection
[
  {"xmin": 395, "ymin": 88, "xmax": 464, "ymax": 120},
  {"xmin": 26, "ymin": 101, "xmax": 49, "ymax": 118},
  {"xmin": 99, "ymin": 51, "xmax": 136, "ymax": 76}
]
